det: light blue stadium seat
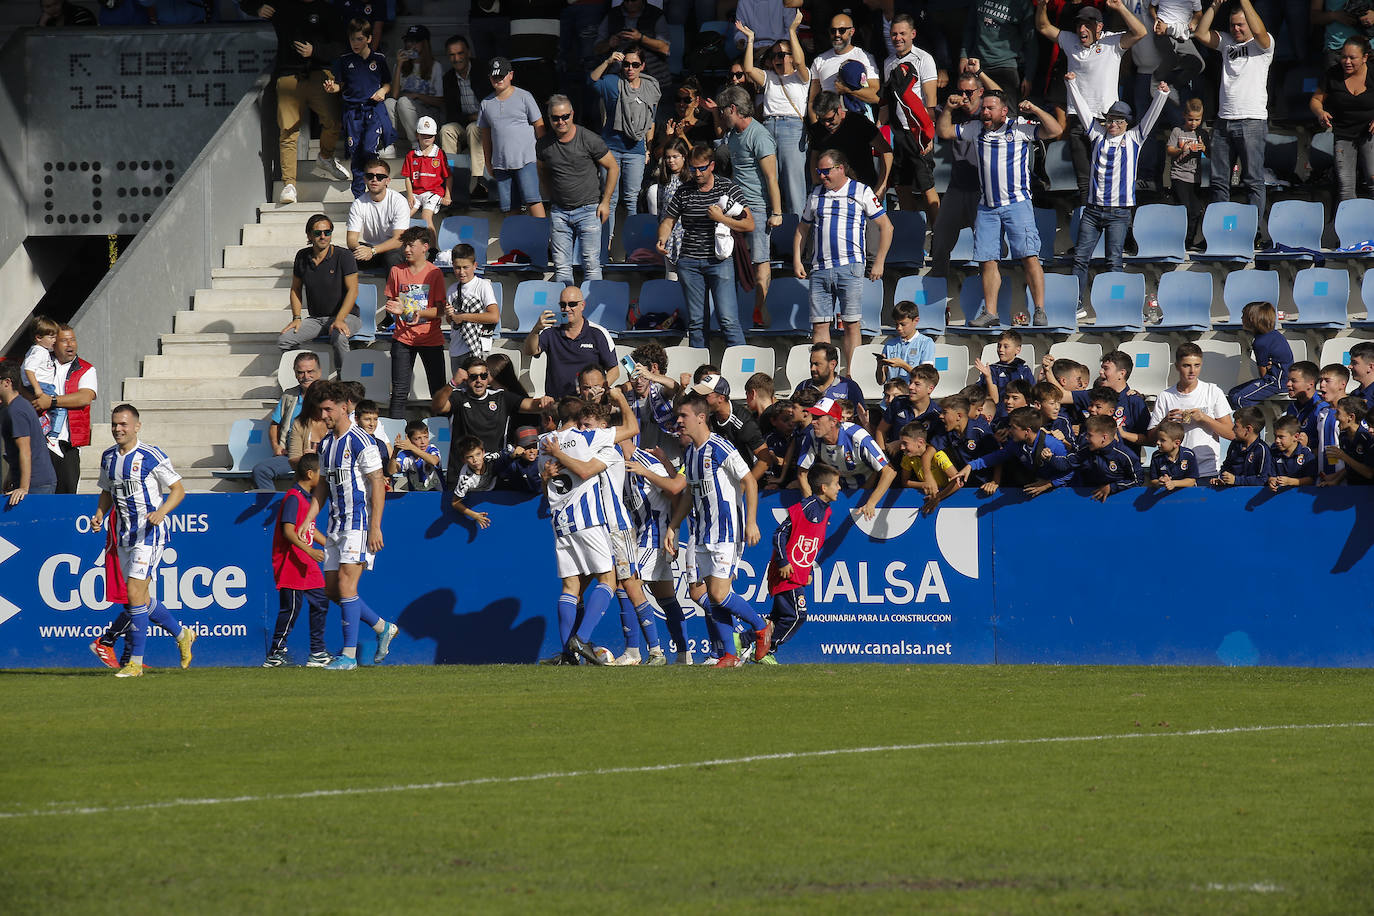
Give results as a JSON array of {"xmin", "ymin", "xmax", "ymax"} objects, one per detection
[
  {"xmin": 438, "ymin": 215, "xmax": 489, "ymax": 266},
  {"xmin": 213, "ymin": 419, "xmax": 273, "ymax": 479},
  {"xmin": 1286, "ymin": 267, "xmax": 1349, "ymax": 329},
  {"xmin": 760, "ymin": 277, "xmax": 810, "ymax": 336},
  {"xmin": 1031, "ymin": 273, "xmax": 1080, "ymax": 334},
  {"xmin": 1220, "ymin": 270, "xmax": 1279, "ymax": 327},
  {"xmin": 486, "ymin": 215, "xmax": 550, "ymax": 271},
  {"xmin": 509, "ymin": 280, "xmax": 564, "ymax": 336},
  {"xmin": 339, "ymin": 349, "xmax": 391, "ymax": 403},
  {"xmin": 1195, "ymin": 202, "xmax": 1258, "ymax": 263},
  {"xmin": 1256, "ymin": 200, "xmax": 1324, "ymax": 265},
  {"xmin": 638, "ymin": 277, "xmax": 687, "ymax": 317},
  {"xmin": 886, "ymin": 210, "xmax": 926, "ymax": 268},
  {"xmin": 893, "ymin": 274, "xmax": 947, "ymax": 337},
  {"xmin": 1154, "ymin": 270, "xmax": 1213, "ymax": 332},
  {"xmin": 424, "ymin": 417, "xmax": 451, "ymax": 470},
  {"xmin": 607, "ymin": 213, "xmax": 660, "ymax": 272},
  {"xmin": 1125, "ymin": 204, "xmax": 1187, "ymax": 264},
  {"xmin": 957, "ymin": 277, "xmax": 1013, "ymax": 333},
  {"xmin": 580, "ymin": 279, "xmax": 630, "ymax": 333},
  {"xmin": 1333, "ymin": 198, "xmax": 1374, "ymax": 256},
  {"xmin": 860, "ymin": 277, "xmax": 885, "ymax": 333}
]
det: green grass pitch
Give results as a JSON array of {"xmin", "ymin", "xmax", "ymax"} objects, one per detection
[{"xmin": 2, "ymin": 665, "xmax": 1372, "ymax": 914}]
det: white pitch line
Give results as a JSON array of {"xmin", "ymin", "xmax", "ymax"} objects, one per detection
[{"xmin": 2, "ymin": 721, "xmax": 1369, "ymax": 821}]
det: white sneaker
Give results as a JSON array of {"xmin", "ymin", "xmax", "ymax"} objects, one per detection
[
  {"xmin": 329, "ymin": 157, "xmax": 352, "ymax": 180},
  {"xmin": 312, "ymin": 155, "xmax": 350, "ymax": 181},
  {"xmin": 378, "ymin": 145, "xmax": 398, "ymax": 159},
  {"xmin": 611, "ymin": 651, "xmax": 641, "ymax": 666},
  {"xmin": 278, "ymin": 183, "xmax": 297, "ymax": 204}
]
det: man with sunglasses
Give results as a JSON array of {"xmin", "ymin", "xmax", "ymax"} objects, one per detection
[
  {"xmin": 537, "ymin": 94, "xmax": 620, "ymax": 286},
  {"xmin": 808, "ymin": 13, "xmax": 880, "ymax": 118},
  {"xmin": 345, "ymin": 158, "xmax": 408, "ymax": 272},
  {"xmin": 432, "ymin": 355, "xmax": 553, "ymax": 488},
  {"xmin": 279, "ymin": 214, "xmax": 362, "ymax": 368},
  {"xmin": 806, "ymin": 91, "xmax": 892, "ymax": 196},
  {"xmin": 523, "ymin": 286, "xmax": 620, "ymax": 397}
]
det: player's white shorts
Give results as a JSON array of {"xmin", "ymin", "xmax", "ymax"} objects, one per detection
[
  {"xmin": 323, "ymin": 530, "xmax": 374, "ymax": 572},
  {"xmin": 693, "ymin": 541, "xmax": 742, "ymax": 581},
  {"xmin": 411, "ymin": 191, "xmax": 443, "ymax": 214},
  {"xmin": 637, "ymin": 546, "xmax": 675, "ymax": 583},
  {"xmin": 116, "ymin": 543, "xmax": 163, "ymax": 582},
  {"xmin": 555, "ymin": 528, "xmax": 613, "ymax": 578},
  {"xmin": 608, "ymin": 529, "xmax": 640, "ymax": 580}
]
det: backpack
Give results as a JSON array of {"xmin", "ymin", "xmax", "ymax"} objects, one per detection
[{"xmin": 886, "ymin": 61, "xmax": 935, "ymax": 154}]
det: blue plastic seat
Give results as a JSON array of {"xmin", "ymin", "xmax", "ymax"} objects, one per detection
[
  {"xmin": 1069, "ymin": 206, "xmax": 1108, "ymax": 262},
  {"xmin": 509, "ymin": 280, "xmax": 564, "ymax": 335},
  {"xmin": 1034, "ymin": 206, "xmax": 1059, "ymax": 264},
  {"xmin": 1154, "ymin": 271, "xmax": 1214, "ymax": 331},
  {"xmin": 951, "ymin": 226, "xmax": 977, "ymax": 266},
  {"xmin": 1088, "ymin": 272, "xmax": 1145, "ymax": 333},
  {"xmin": 1125, "ymin": 204, "xmax": 1187, "ymax": 263},
  {"xmin": 893, "ymin": 275, "xmax": 947, "ymax": 336},
  {"xmin": 486, "ymin": 215, "xmax": 550, "ymax": 271},
  {"xmin": 957, "ymin": 277, "xmax": 1013, "ymax": 333},
  {"xmin": 580, "ymin": 279, "xmax": 630, "ymax": 333},
  {"xmin": 768, "ymin": 213, "xmax": 801, "ymax": 268},
  {"xmin": 1286, "ymin": 267, "xmax": 1349, "ymax": 329},
  {"xmin": 1356, "ymin": 273, "xmax": 1374, "ymax": 329},
  {"xmin": 437, "ymin": 216, "xmax": 489, "ymax": 266},
  {"xmin": 213, "ymin": 419, "xmax": 273, "ymax": 479},
  {"xmin": 886, "ymin": 210, "xmax": 926, "ymax": 268},
  {"xmin": 423, "ymin": 417, "xmax": 452, "ymax": 471},
  {"xmin": 1031, "ymin": 273, "xmax": 1080, "ymax": 333},
  {"xmin": 638, "ymin": 277, "xmax": 687, "ymax": 317},
  {"xmin": 1220, "ymin": 270, "xmax": 1279, "ymax": 327},
  {"xmin": 339, "ymin": 349, "xmax": 391, "ymax": 403},
  {"xmin": 860, "ymin": 277, "xmax": 885, "ymax": 333},
  {"xmin": 1333, "ymin": 198, "xmax": 1374, "ymax": 256},
  {"xmin": 761, "ymin": 277, "xmax": 811, "ymax": 336},
  {"xmin": 1195, "ymin": 203, "xmax": 1258, "ymax": 263},
  {"xmin": 1256, "ymin": 200, "xmax": 1325, "ymax": 265}
]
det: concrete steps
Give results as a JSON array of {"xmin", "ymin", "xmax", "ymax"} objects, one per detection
[
  {"xmin": 274, "ymin": 178, "xmax": 404, "ymax": 204},
  {"xmin": 123, "ymin": 376, "xmax": 280, "ymax": 401},
  {"xmin": 211, "ymin": 268, "xmax": 294, "ymax": 289},
  {"xmin": 194, "ymin": 288, "xmax": 290, "ymax": 310},
  {"xmin": 142, "ymin": 352, "xmax": 288, "ymax": 379},
  {"xmin": 173, "ymin": 308, "xmax": 290, "ymax": 335},
  {"xmin": 223, "ymin": 246, "xmax": 295, "ymax": 269},
  {"xmin": 257, "ymin": 202, "xmax": 353, "ymax": 225}
]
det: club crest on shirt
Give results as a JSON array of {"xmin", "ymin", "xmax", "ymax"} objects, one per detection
[
  {"xmin": 1296, "ymin": 454, "xmax": 1305, "ymax": 465},
  {"xmin": 966, "ymin": 439, "xmax": 976, "ymax": 451},
  {"xmin": 488, "ymin": 401, "xmax": 497, "ymax": 410},
  {"xmin": 1180, "ymin": 459, "xmax": 1189, "ymax": 470},
  {"xmin": 1108, "ymin": 461, "xmax": 1118, "ymax": 472}
]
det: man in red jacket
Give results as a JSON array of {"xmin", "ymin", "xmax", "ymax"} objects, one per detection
[{"xmin": 32, "ymin": 326, "xmax": 97, "ymax": 494}]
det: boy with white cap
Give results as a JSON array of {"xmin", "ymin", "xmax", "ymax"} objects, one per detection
[{"xmin": 402, "ymin": 115, "xmax": 452, "ymax": 234}]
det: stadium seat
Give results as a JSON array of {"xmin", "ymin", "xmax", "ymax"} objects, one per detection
[
  {"xmin": 522, "ymin": 351, "xmax": 548, "ymax": 395},
  {"xmin": 1195, "ymin": 203, "xmax": 1259, "ymax": 263},
  {"xmin": 663, "ymin": 345, "xmax": 711, "ymax": 377},
  {"xmin": 1153, "ymin": 270, "xmax": 1214, "ymax": 332},
  {"xmin": 1087, "ymin": 272, "xmax": 1146, "ymax": 333},
  {"xmin": 1047, "ymin": 341, "xmax": 1103, "ymax": 370},
  {"xmin": 1318, "ymin": 336, "xmax": 1361, "ymax": 369},
  {"xmin": 411, "ymin": 350, "xmax": 451, "ymax": 402},
  {"xmin": 930, "ymin": 344, "xmax": 971, "ymax": 397},
  {"xmin": 276, "ymin": 349, "xmax": 334, "ymax": 390},
  {"xmin": 349, "ymin": 284, "xmax": 379, "ymax": 344},
  {"xmin": 782, "ymin": 342, "xmax": 817, "ymax": 390},
  {"xmin": 1286, "ymin": 267, "xmax": 1350, "ymax": 329},
  {"xmin": 720, "ymin": 345, "xmax": 776, "ymax": 397},
  {"xmin": 212, "ymin": 419, "xmax": 273, "ymax": 479},
  {"xmin": 1288, "ymin": 337, "xmax": 1310, "ymax": 366},
  {"xmin": 580, "ymin": 279, "xmax": 630, "ymax": 334},
  {"xmin": 1044, "ymin": 141, "xmax": 1077, "ymax": 191},
  {"xmin": 486, "ymin": 215, "xmax": 550, "ymax": 272},
  {"xmin": 893, "ymin": 274, "xmax": 948, "ymax": 336},
  {"xmin": 339, "ymin": 349, "xmax": 391, "ymax": 404},
  {"xmin": 1356, "ymin": 274, "xmax": 1374, "ymax": 329},
  {"xmin": 1124, "ymin": 339, "xmax": 1172, "ymax": 397},
  {"xmin": 1220, "ymin": 270, "xmax": 1280, "ymax": 327},
  {"xmin": 1069, "ymin": 206, "xmax": 1107, "ymax": 262},
  {"xmin": 951, "ymin": 226, "xmax": 977, "ymax": 266},
  {"xmin": 885, "ymin": 210, "xmax": 926, "ymax": 269},
  {"xmin": 1308, "ymin": 130, "xmax": 1335, "ymax": 179},
  {"xmin": 1031, "ymin": 273, "xmax": 1080, "ymax": 334},
  {"xmin": 638, "ymin": 277, "xmax": 687, "ymax": 318},
  {"xmin": 1198, "ymin": 338, "xmax": 1244, "ymax": 388},
  {"xmin": 1125, "ymin": 204, "xmax": 1187, "ymax": 264},
  {"xmin": 609, "ymin": 213, "xmax": 660, "ymax": 270},
  {"xmin": 849, "ymin": 343, "xmax": 885, "ymax": 390},
  {"xmin": 769, "ymin": 213, "xmax": 801, "ymax": 269},
  {"xmin": 956, "ymin": 277, "xmax": 1013, "ymax": 332},
  {"xmin": 1034, "ymin": 207, "xmax": 1059, "ymax": 264},
  {"xmin": 860, "ymin": 277, "xmax": 885, "ymax": 333},
  {"xmin": 1332, "ymin": 198, "xmax": 1374, "ymax": 256},
  {"xmin": 1256, "ymin": 200, "xmax": 1325, "ymax": 265},
  {"xmin": 509, "ymin": 280, "xmax": 564, "ymax": 336},
  {"xmin": 762, "ymin": 277, "xmax": 811, "ymax": 336},
  {"xmin": 437, "ymin": 215, "xmax": 489, "ymax": 265},
  {"xmin": 979, "ymin": 341, "xmax": 1036, "ymax": 373},
  {"xmin": 375, "ymin": 417, "xmax": 407, "ymax": 451}
]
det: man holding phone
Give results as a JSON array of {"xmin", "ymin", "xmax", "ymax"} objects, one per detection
[{"xmin": 522, "ymin": 285, "xmax": 620, "ymax": 397}]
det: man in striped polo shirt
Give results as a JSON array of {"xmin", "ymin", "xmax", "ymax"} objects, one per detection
[
  {"xmin": 956, "ymin": 90, "xmax": 1062, "ymax": 329},
  {"xmin": 1066, "ymin": 73, "xmax": 1170, "ymax": 309},
  {"xmin": 792, "ymin": 148, "xmax": 893, "ymax": 372}
]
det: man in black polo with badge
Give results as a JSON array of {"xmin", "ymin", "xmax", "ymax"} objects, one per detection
[
  {"xmin": 431, "ymin": 354, "xmax": 552, "ymax": 487},
  {"xmin": 522, "ymin": 285, "xmax": 619, "ymax": 398},
  {"xmin": 278, "ymin": 213, "xmax": 361, "ymax": 368},
  {"xmin": 691, "ymin": 373, "xmax": 771, "ymax": 482}
]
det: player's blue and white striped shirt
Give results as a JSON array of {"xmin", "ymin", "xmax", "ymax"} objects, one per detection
[
  {"xmin": 958, "ymin": 118, "xmax": 1038, "ymax": 208},
  {"xmin": 397, "ymin": 443, "xmax": 443, "ymax": 491},
  {"xmin": 796, "ymin": 422, "xmax": 889, "ymax": 483},
  {"xmin": 1070, "ymin": 79, "xmax": 1169, "ymax": 208},
  {"xmin": 584, "ymin": 427, "xmax": 633, "ymax": 533},
  {"xmin": 802, "ymin": 179, "xmax": 886, "ymax": 270},
  {"xmin": 684, "ymin": 433, "xmax": 751, "ymax": 545},
  {"xmin": 317, "ymin": 424, "xmax": 382, "ymax": 538},
  {"xmin": 625, "ymin": 448, "xmax": 672, "ymax": 549},
  {"xmin": 546, "ymin": 429, "xmax": 608, "ymax": 536},
  {"xmin": 98, "ymin": 441, "xmax": 181, "ymax": 548}
]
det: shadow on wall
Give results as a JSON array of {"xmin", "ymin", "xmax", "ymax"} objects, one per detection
[{"xmin": 397, "ymin": 591, "xmax": 545, "ymax": 664}]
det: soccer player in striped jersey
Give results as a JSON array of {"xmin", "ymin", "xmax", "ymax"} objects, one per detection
[
  {"xmin": 1066, "ymin": 72, "xmax": 1170, "ymax": 309},
  {"xmin": 304, "ymin": 381, "xmax": 399, "ymax": 670},
  {"xmin": 940, "ymin": 89, "xmax": 1061, "ymax": 328},
  {"xmin": 621, "ymin": 443, "xmax": 694, "ymax": 664},
  {"xmin": 666, "ymin": 393, "xmax": 768, "ymax": 667},
  {"xmin": 87, "ymin": 404, "xmax": 196, "ymax": 677}
]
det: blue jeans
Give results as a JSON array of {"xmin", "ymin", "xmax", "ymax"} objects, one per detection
[
  {"xmin": 607, "ymin": 145, "xmax": 646, "ymax": 248},
  {"xmin": 550, "ymin": 203, "xmax": 603, "ymax": 285},
  {"xmin": 251, "ymin": 455, "xmax": 293, "ymax": 490},
  {"xmin": 1072, "ymin": 204, "xmax": 1132, "ymax": 303},
  {"xmin": 764, "ymin": 115, "xmax": 808, "ymax": 216},
  {"xmin": 677, "ymin": 256, "xmax": 744, "ymax": 348},
  {"xmin": 1209, "ymin": 118, "xmax": 1267, "ymax": 228}
]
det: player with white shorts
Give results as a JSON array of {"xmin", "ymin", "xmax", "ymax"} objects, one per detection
[{"xmin": 625, "ymin": 444, "xmax": 699, "ymax": 664}]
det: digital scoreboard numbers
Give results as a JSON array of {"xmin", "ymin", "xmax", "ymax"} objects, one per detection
[{"xmin": 26, "ymin": 28, "xmax": 277, "ymax": 233}]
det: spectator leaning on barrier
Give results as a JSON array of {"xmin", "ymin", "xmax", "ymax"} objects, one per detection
[
  {"xmin": 42, "ymin": 326, "xmax": 97, "ymax": 494},
  {"xmin": 479, "ymin": 57, "xmax": 548, "ymax": 218},
  {"xmin": 440, "ymin": 35, "xmax": 489, "ymax": 204},
  {"xmin": 245, "ymin": 0, "xmax": 349, "ymax": 204},
  {"xmin": 252, "ymin": 351, "xmax": 322, "ymax": 490},
  {"xmin": 279, "ymin": 213, "xmax": 361, "ymax": 369},
  {"xmin": 537, "ymin": 94, "xmax": 620, "ymax": 287},
  {"xmin": 346, "ymin": 158, "xmax": 408, "ymax": 271},
  {"xmin": 523, "ymin": 285, "xmax": 620, "ymax": 398}
]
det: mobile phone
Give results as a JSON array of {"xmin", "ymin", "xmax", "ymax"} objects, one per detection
[
  {"xmin": 620, "ymin": 355, "xmax": 637, "ymax": 378},
  {"xmin": 557, "ymin": 308, "xmax": 569, "ymax": 327}
]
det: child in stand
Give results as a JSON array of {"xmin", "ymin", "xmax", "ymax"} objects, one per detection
[
  {"xmin": 992, "ymin": 378, "xmax": 1034, "ymax": 440},
  {"xmin": 762, "ymin": 464, "xmax": 840, "ymax": 664},
  {"xmin": 1147, "ymin": 419, "xmax": 1199, "ymax": 490},
  {"xmin": 878, "ymin": 299, "xmax": 936, "ymax": 384},
  {"xmin": 450, "ymin": 435, "xmax": 497, "ymax": 526},
  {"xmin": 897, "ymin": 422, "xmax": 964, "ymax": 515},
  {"xmin": 402, "ymin": 116, "xmax": 451, "ymax": 233},
  {"xmin": 20, "ymin": 315, "xmax": 62, "ymax": 438},
  {"xmin": 876, "ymin": 365, "xmax": 941, "ymax": 455},
  {"xmin": 951, "ymin": 406, "xmax": 1072, "ymax": 497},
  {"xmin": 1228, "ymin": 302, "xmax": 1294, "ymax": 409},
  {"xmin": 355, "ymin": 400, "xmax": 397, "ymax": 483},
  {"xmin": 973, "ymin": 329, "xmax": 1036, "ymax": 419},
  {"xmin": 1214, "ymin": 406, "xmax": 1274, "ymax": 486},
  {"xmin": 1166, "ymin": 98, "xmax": 1208, "ymax": 249},
  {"xmin": 444, "ymin": 243, "xmax": 499, "ymax": 366},
  {"xmin": 1061, "ymin": 414, "xmax": 1142, "ymax": 502},
  {"xmin": 760, "ymin": 401, "xmax": 797, "ymax": 490},
  {"xmin": 1268, "ymin": 415, "xmax": 1317, "ymax": 488},
  {"xmin": 394, "ymin": 419, "xmax": 443, "ymax": 491},
  {"xmin": 1323, "ymin": 397, "xmax": 1374, "ymax": 486},
  {"xmin": 1032, "ymin": 380, "xmax": 1075, "ymax": 442},
  {"xmin": 264, "ymin": 454, "xmax": 332, "ymax": 668},
  {"xmin": 324, "ymin": 18, "xmax": 396, "ymax": 198},
  {"xmin": 927, "ymin": 394, "xmax": 997, "ymax": 494}
]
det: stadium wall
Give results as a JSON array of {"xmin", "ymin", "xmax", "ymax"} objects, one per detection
[{"xmin": 0, "ymin": 488, "xmax": 1369, "ymax": 668}]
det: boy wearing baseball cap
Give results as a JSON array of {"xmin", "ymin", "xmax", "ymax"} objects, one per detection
[{"xmin": 402, "ymin": 116, "xmax": 452, "ymax": 234}]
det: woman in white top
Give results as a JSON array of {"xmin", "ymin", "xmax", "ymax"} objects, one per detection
[
  {"xmin": 740, "ymin": 10, "xmax": 810, "ymax": 216},
  {"xmin": 387, "ymin": 25, "xmax": 445, "ymax": 153}
]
